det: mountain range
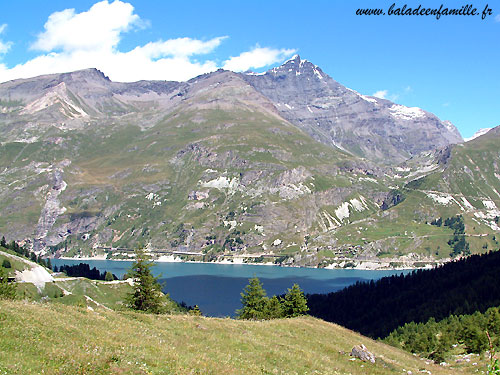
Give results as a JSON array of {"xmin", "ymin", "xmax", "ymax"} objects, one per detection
[{"xmin": 0, "ymin": 56, "xmax": 498, "ymax": 267}]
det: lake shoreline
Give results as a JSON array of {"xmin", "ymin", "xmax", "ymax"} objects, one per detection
[{"xmin": 57, "ymin": 254, "xmax": 436, "ymax": 271}]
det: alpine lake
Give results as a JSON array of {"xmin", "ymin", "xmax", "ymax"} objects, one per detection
[{"xmin": 52, "ymin": 259, "xmax": 410, "ymax": 317}]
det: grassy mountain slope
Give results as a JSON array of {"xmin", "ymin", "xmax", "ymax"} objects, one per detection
[
  {"xmin": 0, "ymin": 300, "xmax": 471, "ymax": 375},
  {"xmin": 0, "ymin": 68, "xmax": 497, "ymax": 267}
]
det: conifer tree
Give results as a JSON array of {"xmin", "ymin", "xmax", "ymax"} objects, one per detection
[
  {"xmin": 236, "ymin": 277, "xmax": 269, "ymax": 320},
  {"xmin": 126, "ymin": 249, "xmax": 165, "ymax": 314},
  {"xmin": 189, "ymin": 305, "xmax": 202, "ymax": 316},
  {"xmin": 265, "ymin": 295, "xmax": 284, "ymax": 319},
  {"xmin": 104, "ymin": 271, "xmax": 114, "ymax": 281},
  {"xmin": 0, "ymin": 236, "xmax": 6, "ymax": 248},
  {"xmin": 282, "ymin": 284, "xmax": 309, "ymax": 317},
  {"xmin": 0, "ymin": 267, "xmax": 16, "ymax": 300}
]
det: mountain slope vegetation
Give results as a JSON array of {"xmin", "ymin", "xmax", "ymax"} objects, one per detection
[
  {"xmin": 0, "ymin": 300, "xmax": 471, "ymax": 375},
  {"xmin": 0, "ymin": 59, "xmax": 497, "ymax": 266},
  {"xmin": 307, "ymin": 250, "xmax": 500, "ymax": 338}
]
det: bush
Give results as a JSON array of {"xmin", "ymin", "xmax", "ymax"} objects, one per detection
[{"xmin": 2, "ymin": 259, "xmax": 11, "ymax": 269}]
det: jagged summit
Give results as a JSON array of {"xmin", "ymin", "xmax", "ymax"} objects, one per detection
[
  {"xmin": 267, "ymin": 54, "xmax": 326, "ymax": 80},
  {"xmin": 241, "ymin": 57, "xmax": 462, "ymax": 163}
]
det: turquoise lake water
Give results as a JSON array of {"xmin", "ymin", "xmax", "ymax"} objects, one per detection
[{"xmin": 52, "ymin": 259, "xmax": 409, "ymax": 317}]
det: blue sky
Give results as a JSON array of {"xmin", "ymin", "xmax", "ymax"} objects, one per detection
[{"xmin": 0, "ymin": 1, "xmax": 498, "ymax": 138}]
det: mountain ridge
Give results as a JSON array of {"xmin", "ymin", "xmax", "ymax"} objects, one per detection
[{"xmin": 0, "ymin": 58, "xmax": 496, "ymax": 267}]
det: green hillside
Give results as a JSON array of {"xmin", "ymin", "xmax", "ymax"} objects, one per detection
[{"xmin": 0, "ymin": 300, "xmax": 473, "ymax": 375}]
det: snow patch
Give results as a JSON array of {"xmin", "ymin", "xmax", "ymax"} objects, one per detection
[
  {"xmin": 313, "ymin": 67, "xmax": 323, "ymax": 80},
  {"xmin": 202, "ymin": 176, "xmax": 239, "ymax": 192},
  {"xmin": 335, "ymin": 202, "xmax": 351, "ymax": 221},
  {"xmin": 359, "ymin": 177, "xmax": 378, "ymax": 183},
  {"xmin": 464, "ymin": 128, "xmax": 492, "ymax": 142},
  {"xmin": 483, "ymin": 200, "xmax": 498, "ymax": 210},
  {"xmin": 389, "ymin": 104, "xmax": 425, "ymax": 120},
  {"xmin": 461, "ymin": 197, "xmax": 475, "ymax": 210},
  {"xmin": 223, "ymin": 220, "xmax": 237, "ymax": 231},
  {"xmin": 395, "ymin": 167, "xmax": 411, "ymax": 172},
  {"xmin": 443, "ymin": 120, "xmax": 456, "ymax": 133},
  {"xmin": 145, "ymin": 192, "xmax": 158, "ymax": 201},
  {"xmin": 426, "ymin": 193, "xmax": 454, "ymax": 205},
  {"xmin": 359, "ymin": 94, "xmax": 378, "ymax": 104}
]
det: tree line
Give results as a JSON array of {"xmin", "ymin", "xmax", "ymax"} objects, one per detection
[
  {"xmin": 384, "ymin": 306, "xmax": 500, "ymax": 363},
  {"xmin": 307, "ymin": 250, "xmax": 500, "ymax": 338},
  {"xmin": 53, "ymin": 263, "xmax": 117, "ymax": 281},
  {"xmin": 1, "ymin": 237, "xmax": 52, "ymax": 270}
]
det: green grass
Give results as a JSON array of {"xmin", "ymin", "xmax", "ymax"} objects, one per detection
[{"xmin": 0, "ymin": 300, "xmax": 473, "ymax": 375}]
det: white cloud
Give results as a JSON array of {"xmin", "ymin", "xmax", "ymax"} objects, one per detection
[
  {"xmin": 0, "ymin": 24, "xmax": 12, "ymax": 55},
  {"xmin": 223, "ymin": 46, "xmax": 297, "ymax": 72},
  {"xmin": 0, "ymin": 1, "xmax": 294, "ymax": 83},
  {"xmin": 31, "ymin": 1, "xmax": 140, "ymax": 52},
  {"xmin": 495, "ymin": 14, "xmax": 500, "ymax": 22},
  {"xmin": 372, "ymin": 90, "xmax": 388, "ymax": 99},
  {"xmin": 372, "ymin": 89, "xmax": 399, "ymax": 102}
]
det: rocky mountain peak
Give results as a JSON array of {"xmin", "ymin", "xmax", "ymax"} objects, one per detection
[
  {"xmin": 241, "ymin": 56, "xmax": 462, "ymax": 164},
  {"xmin": 60, "ymin": 68, "xmax": 111, "ymax": 83},
  {"xmin": 268, "ymin": 54, "xmax": 326, "ymax": 81}
]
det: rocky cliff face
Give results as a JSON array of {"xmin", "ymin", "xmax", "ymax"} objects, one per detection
[
  {"xmin": 242, "ymin": 55, "xmax": 462, "ymax": 164},
  {"xmin": 1, "ymin": 60, "xmax": 494, "ymax": 268}
]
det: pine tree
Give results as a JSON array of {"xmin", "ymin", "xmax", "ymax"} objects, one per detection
[
  {"xmin": 236, "ymin": 277, "xmax": 269, "ymax": 320},
  {"xmin": 0, "ymin": 267, "xmax": 16, "ymax": 300},
  {"xmin": 46, "ymin": 258, "xmax": 52, "ymax": 271},
  {"xmin": 104, "ymin": 271, "xmax": 114, "ymax": 281},
  {"xmin": 125, "ymin": 249, "xmax": 165, "ymax": 314},
  {"xmin": 189, "ymin": 305, "xmax": 202, "ymax": 316},
  {"xmin": 282, "ymin": 284, "xmax": 309, "ymax": 318},
  {"xmin": 0, "ymin": 236, "xmax": 6, "ymax": 248},
  {"xmin": 264, "ymin": 295, "xmax": 284, "ymax": 319}
]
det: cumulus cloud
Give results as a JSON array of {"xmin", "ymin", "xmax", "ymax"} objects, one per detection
[
  {"xmin": 372, "ymin": 90, "xmax": 388, "ymax": 99},
  {"xmin": 31, "ymin": 1, "xmax": 140, "ymax": 52},
  {"xmin": 223, "ymin": 46, "xmax": 297, "ymax": 72},
  {"xmin": 0, "ymin": 1, "xmax": 294, "ymax": 83},
  {"xmin": 0, "ymin": 24, "xmax": 12, "ymax": 55},
  {"xmin": 372, "ymin": 89, "xmax": 401, "ymax": 102}
]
